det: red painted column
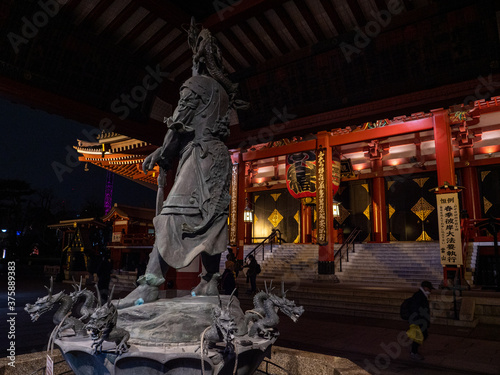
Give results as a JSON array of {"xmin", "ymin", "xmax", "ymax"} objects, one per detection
[
  {"xmin": 460, "ymin": 147, "xmax": 481, "ymax": 221},
  {"xmin": 371, "ymin": 171, "xmax": 388, "ymax": 242},
  {"xmin": 317, "ymin": 132, "xmax": 335, "ymax": 274},
  {"xmin": 367, "ymin": 142, "xmax": 388, "ymax": 243},
  {"xmin": 432, "ymin": 109, "xmax": 457, "ymax": 283},
  {"xmin": 300, "ymin": 200, "xmax": 313, "ymax": 243},
  {"xmin": 432, "ymin": 109, "xmax": 456, "ymax": 186}
]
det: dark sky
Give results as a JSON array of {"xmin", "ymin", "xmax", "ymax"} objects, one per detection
[{"xmin": 0, "ymin": 97, "xmax": 156, "ymax": 213}]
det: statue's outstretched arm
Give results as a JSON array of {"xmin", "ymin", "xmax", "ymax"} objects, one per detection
[{"xmin": 142, "ymin": 129, "xmax": 181, "ymax": 173}]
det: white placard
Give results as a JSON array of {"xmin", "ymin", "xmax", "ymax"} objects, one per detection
[
  {"xmin": 46, "ymin": 354, "xmax": 53, "ymax": 375},
  {"xmin": 437, "ymin": 192, "xmax": 463, "ymax": 265}
]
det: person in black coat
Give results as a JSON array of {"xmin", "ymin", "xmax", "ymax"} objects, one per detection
[
  {"xmin": 408, "ymin": 280, "xmax": 434, "ymax": 360},
  {"xmin": 244, "ymin": 254, "xmax": 259, "ymax": 294}
]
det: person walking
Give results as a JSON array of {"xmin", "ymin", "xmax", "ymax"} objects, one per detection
[{"xmin": 408, "ymin": 280, "xmax": 434, "ymax": 360}]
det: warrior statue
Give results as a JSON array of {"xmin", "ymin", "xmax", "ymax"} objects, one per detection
[{"xmin": 120, "ymin": 19, "xmax": 247, "ymax": 308}]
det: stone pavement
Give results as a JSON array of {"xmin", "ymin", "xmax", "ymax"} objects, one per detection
[{"xmin": 262, "ymin": 308, "xmax": 500, "ymax": 375}]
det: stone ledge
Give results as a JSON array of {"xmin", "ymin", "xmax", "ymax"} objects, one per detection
[
  {"xmin": 0, "ymin": 346, "xmax": 368, "ymax": 375},
  {"xmin": 260, "ymin": 346, "xmax": 370, "ymax": 375}
]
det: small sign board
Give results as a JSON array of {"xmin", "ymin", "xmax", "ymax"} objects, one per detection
[
  {"xmin": 46, "ymin": 354, "xmax": 54, "ymax": 375},
  {"xmin": 437, "ymin": 192, "xmax": 463, "ymax": 265}
]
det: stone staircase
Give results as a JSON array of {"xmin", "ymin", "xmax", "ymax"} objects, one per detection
[
  {"xmin": 334, "ymin": 242, "xmax": 443, "ymax": 288},
  {"xmin": 223, "ymin": 242, "xmax": 500, "ymax": 326}
]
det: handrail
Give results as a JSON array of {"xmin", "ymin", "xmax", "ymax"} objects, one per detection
[
  {"xmin": 245, "ymin": 229, "xmax": 283, "ymax": 262},
  {"xmin": 334, "ymin": 227, "xmax": 362, "ymax": 272}
]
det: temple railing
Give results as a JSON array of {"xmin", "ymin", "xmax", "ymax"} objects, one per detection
[
  {"xmin": 334, "ymin": 227, "xmax": 362, "ymax": 273},
  {"xmin": 246, "ymin": 229, "xmax": 283, "ymax": 262}
]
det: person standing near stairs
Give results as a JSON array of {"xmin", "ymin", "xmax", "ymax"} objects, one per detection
[
  {"xmin": 244, "ymin": 254, "xmax": 260, "ymax": 294},
  {"xmin": 408, "ymin": 280, "xmax": 435, "ymax": 360}
]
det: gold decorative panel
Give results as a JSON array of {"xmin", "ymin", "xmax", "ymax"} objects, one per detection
[
  {"xmin": 484, "ymin": 197, "xmax": 492, "ymax": 213},
  {"xmin": 388, "ymin": 204, "xmax": 395, "ymax": 219},
  {"xmin": 271, "ymin": 193, "xmax": 281, "ymax": 201},
  {"xmin": 387, "ymin": 180, "xmax": 395, "ymax": 190},
  {"xmin": 268, "ymin": 209, "xmax": 283, "ymax": 227},
  {"xmin": 294, "ymin": 210, "xmax": 300, "ymax": 224},
  {"xmin": 254, "ymin": 195, "xmax": 260, "ymax": 202},
  {"xmin": 389, "ymin": 232, "xmax": 398, "ymax": 241},
  {"xmin": 481, "ymin": 171, "xmax": 490, "ymax": 182},
  {"xmin": 413, "ymin": 177, "xmax": 429, "ymax": 188},
  {"xmin": 416, "ymin": 231, "xmax": 433, "ymax": 242},
  {"xmin": 363, "ymin": 205, "xmax": 370, "ymax": 220},
  {"xmin": 411, "ymin": 197, "xmax": 435, "ymax": 221},
  {"xmin": 335, "ymin": 205, "xmax": 350, "ymax": 225},
  {"xmin": 294, "ymin": 234, "xmax": 300, "ymax": 243},
  {"xmin": 362, "ymin": 183, "xmax": 369, "ymax": 192}
]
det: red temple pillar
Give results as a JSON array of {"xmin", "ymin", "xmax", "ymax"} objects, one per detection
[
  {"xmin": 366, "ymin": 141, "xmax": 388, "ymax": 243},
  {"xmin": 432, "ymin": 109, "xmax": 458, "ymax": 283},
  {"xmin": 460, "ymin": 147, "xmax": 481, "ymax": 221},
  {"xmin": 432, "ymin": 109, "xmax": 456, "ymax": 186},
  {"xmin": 300, "ymin": 200, "xmax": 313, "ymax": 243},
  {"xmin": 317, "ymin": 132, "xmax": 335, "ymax": 274}
]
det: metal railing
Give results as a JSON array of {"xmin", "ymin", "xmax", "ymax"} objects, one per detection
[
  {"xmin": 245, "ymin": 229, "xmax": 283, "ymax": 262},
  {"xmin": 334, "ymin": 227, "xmax": 362, "ymax": 272}
]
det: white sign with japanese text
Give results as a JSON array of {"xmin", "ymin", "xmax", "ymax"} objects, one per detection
[{"xmin": 437, "ymin": 192, "xmax": 463, "ymax": 265}]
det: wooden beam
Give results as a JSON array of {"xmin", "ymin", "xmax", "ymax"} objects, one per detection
[
  {"xmin": 242, "ymin": 139, "xmax": 317, "ymax": 161},
  {"xmin": 79, "ymin": 0, "xmax": 116, "ymax": 30},
  {"xmin": 134, "ymin": 23, "xmax": 176, "ymax": 58},
  {"xmin": 246, "ymin": 183, "xmax": 287, "ymax": 193},
  {"xmin": 221, "ymin": 27, "xmax": 258, "ymax": 66},
  {"xmin": 203, "ymin": 0, "xmax": 289, "ymax": 32},
  {"xmin": 99, "ymin": 1, "xmax": 139, "ymax": 36},
  {"xmin": 274, "ymin": 5, "xmax": 308, "ymax": 48},
  {"xmin": 119, "ymin": 13, "xmax": 158, "ymax": 46},
  {"xmin": 151, "ymin": 34, "xmax": 187, "ymax": 66},
  {"xmin": 139, "ymin": 0, "xmax": 191, "ymax": 29},
  {"xmin": 237, "ymin": 21, "xmax": 274, "ymax": 60},
  {"xmin": 329, "ymin": 118, "xmax": 434, "ymax": 146},
  {"xmin": 293, "ymin": 0, "xmax": 327, "ymax": 42},
  {"xmin": 346, "ymin": 0, "xmax": 367, "ymax": 26},
  {"xmin": 255, "ymin": 14, "xmax": 290, "ymax": 55},
  {"xmin": 318, "ymin": 0, "xmax": 346, "ymax": 34}
]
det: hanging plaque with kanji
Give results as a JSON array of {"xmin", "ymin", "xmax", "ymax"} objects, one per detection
[{"xmin": 437, "ymin": 192, "xmax": 463, "ymax": 265}]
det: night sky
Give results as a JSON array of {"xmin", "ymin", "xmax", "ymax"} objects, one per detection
[{"xmin": 0, "ymin": 97, "xmax": 156, "ymax": 213}]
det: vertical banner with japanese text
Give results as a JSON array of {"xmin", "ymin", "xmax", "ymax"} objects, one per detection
[
  {"xmin": 316, "ymin": 149, "xmax": 327, "ymax": 245},
  {"xmin": 437, "ymin": 192, "xmax": 463, "ymax": 265},
  {"xmin": 229, "ymin": 164, "xmax": 238, "ymax": 246}
]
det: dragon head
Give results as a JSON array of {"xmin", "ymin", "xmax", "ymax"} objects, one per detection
[
  {"xmin": 266, "ymin": 281, "xmax": 305, "ymax": 323},
  {"xmin": 268, "ymin": 294, "xmax": 304, "ymax": 323},
  {"xmin": 85, "ymin": 285, "xmax": 117, "ymax": 339},
  {"xmin": 24, "ymin": 277, "xmax": 62, "ymax": 322}
]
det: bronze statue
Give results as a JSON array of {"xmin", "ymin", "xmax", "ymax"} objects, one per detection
[{"xmin": 119, "ymin": 19, "xmax": 248, "ymax": 308}]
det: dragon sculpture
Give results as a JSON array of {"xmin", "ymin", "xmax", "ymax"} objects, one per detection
[
  {"xmin": 69, "ymin": 277, "xmax": 97, "ymax": 321},
  {"xmin": 185, "ymin": 17, "xmax": 249, "ymax": 110},
  {"xmin": 85, "ymin": 285, "xmax": 129, "ymax": 354},
  {"xmin": 24, "ymin": 277, "xmax": 89, "ymax": 337},
  {"xmin": 245, "ymin": 282, "xmax": 304, "ymax": 339},
  {"xmin": 203, "ymin": 290, "xmax": 239, "ymax": 355}
]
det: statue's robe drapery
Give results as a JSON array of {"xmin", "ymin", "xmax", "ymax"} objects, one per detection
[{"xmin": 154, "ymin": 76, "xmax": 232, "ymax": 269}]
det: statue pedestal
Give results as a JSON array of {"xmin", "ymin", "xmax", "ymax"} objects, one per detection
[{"xmin": 55, "ymin": 295, "xmax": 276, "ymax": 375}]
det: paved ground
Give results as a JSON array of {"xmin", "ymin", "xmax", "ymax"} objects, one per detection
[{"xmin": 2, "ymin": 275, "xmax": 500, "ymax": 374}]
